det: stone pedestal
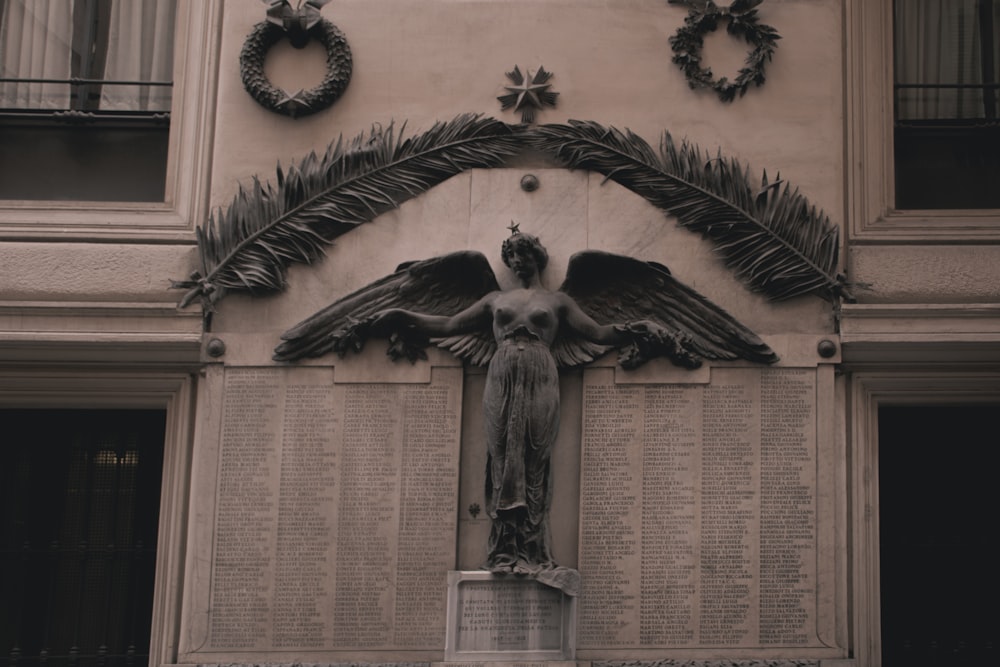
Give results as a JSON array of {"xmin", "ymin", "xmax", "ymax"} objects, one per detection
[{"xmin": 445, "ymin": 571, "xmax": 577, "ymax": 661}]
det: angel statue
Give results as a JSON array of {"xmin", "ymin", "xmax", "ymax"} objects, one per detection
[{"xmin": 273, "ymin": 228, "xmax": 777, "ymax": 581}]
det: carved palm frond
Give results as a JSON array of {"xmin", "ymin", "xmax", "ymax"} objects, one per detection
[
  {"xmin": 529, "ymin": 120, "xmax": 849, "ymax": 302},
  {"xmin": 174, "ymin": 114, "xmax": 523, "ymax": 309}
]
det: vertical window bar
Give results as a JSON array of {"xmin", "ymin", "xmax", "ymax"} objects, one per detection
[
  {"xmin": 121, "ymin": 446, "xmax": 141, "ymax": 667},
  {"xmin": 42, "ymin": 539, "xmax": 59, "ymax": 667},
  {"xmin": 5, "ymin": 450, "xmax": 32, "ymax": 667},
  {"xmin": 70, "ymin": 0, "xmax": 111, "ymax": 111},
  {"xmin": 96, "ymin": 446, "xmax": 117, "ymax": 667},
  {"xmin": 68, "ymin": 436, "xmax": 92, "ymax": 667},
  {"xmin": 980, "ymin": 0, "xmax": 997, "ymax": 118}
]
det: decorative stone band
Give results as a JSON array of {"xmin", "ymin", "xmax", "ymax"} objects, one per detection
[
  {"xmin": 595, "ymin": 662, "xmax": 820, "ymax": 667},
  {"xmin": 195, "ymin": 661, "xmax": 823, "ymax": 667},
  {"xmin": 196, "ymin": 664, "xmax": 430, "ymax": 667}
]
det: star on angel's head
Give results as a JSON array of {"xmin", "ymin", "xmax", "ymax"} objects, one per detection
[
  {"xmin": 498, "ymin": 65, "xmax": 558, "ymax": 124},
  {"xmin": 507, "ymin": 221, "xmax": 521, "ymax": 236}
]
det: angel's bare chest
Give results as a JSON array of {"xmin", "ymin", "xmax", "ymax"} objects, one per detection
[{"xmin": 492, "ymin": 290, "xmax": 560, "ymax": 341}]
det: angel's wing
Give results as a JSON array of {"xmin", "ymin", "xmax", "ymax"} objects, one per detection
[
  {"xmin": 273, "ymin": 251, "xmax": 499, "ymax": 363},
  {"xmin": 558, "ymin": 250, "xmax": 778, "ymax": 368}
]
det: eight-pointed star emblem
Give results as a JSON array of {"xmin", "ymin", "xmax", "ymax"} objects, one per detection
[{"xmin": 498, "ymin": 65, "xmax": 558, "ymax": 124}]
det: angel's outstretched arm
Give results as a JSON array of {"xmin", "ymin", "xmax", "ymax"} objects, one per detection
[
  {"xmin": 558, "ymin": 293, "xmax": 651, "ymax": 345},
  {"xmin": 558, "ymin": 292, "xmax": 694, "ymax": 369},
  {"xmin": 373, "ymin": 293, "xmax": 496, "ymax": 338}
]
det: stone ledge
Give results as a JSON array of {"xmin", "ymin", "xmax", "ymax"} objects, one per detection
[{"xmin": 591, "ymin": 662, "xmax": 852, "ymax": 667}]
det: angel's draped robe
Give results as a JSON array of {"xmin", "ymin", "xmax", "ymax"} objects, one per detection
[{"xmin": 482, "ymin": 336, "xmax": 559, "ymax": 569}]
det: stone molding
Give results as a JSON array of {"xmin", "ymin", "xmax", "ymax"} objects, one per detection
[
  {"xmin": 840, "ymin": 303, "xmax": 1000, "ymax": 366},
  {"xmin": 194, "ymin": 663, "xmax": 833, "ymax": 667},
  {"xmin": 195, "ymin": 664, "xmax": 430, "ymax": 667},
  {"xmin": 595, "ymin": 662, "xmax": 818, "ymax": 667},
  {"xmin": 0, "ymin": 300, "xmax": 202, "ymax": 365}
]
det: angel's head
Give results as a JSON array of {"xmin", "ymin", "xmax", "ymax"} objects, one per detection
[{"xmin": 501, "ymin": 232, "xmax": 549, "ymax": 275}]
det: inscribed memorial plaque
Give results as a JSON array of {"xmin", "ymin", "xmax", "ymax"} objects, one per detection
[
  {"xmin": 578, "ymin": 367, "xmax": 822, "ymax": 650},
  {"xmin": 206, "ymin": 366, "xmax": 462, "ymax": 652},
  {"xmin": 446, "ymin": 571, "xmax": 577, "ymax": 661}
]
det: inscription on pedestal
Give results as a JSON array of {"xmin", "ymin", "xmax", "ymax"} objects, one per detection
[
  {"xmin": 458, "ymin": 581, "xmax": 562, "ymax": 651},
  {"xmin": 446, "ymin": 572, "xmax": 577, "ymax": 661},
  {"xmin": 206, "ymin": 366, "xmax": 462, "ymax": 652},
  {"xmin": 578, "ymin": 367, "xmax": 821, "ymax": 650}
]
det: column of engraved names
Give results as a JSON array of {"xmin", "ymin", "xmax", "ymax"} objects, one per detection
[
  {"xmin": 332, "ymin": 385, "xmax": 400, "ymax": 647},
  {"xmin": 640, "ymin": 385, "xmax": 699, "ymax": 646},
  {"xmin": 698, "ymin": 379, "xmax": 756, "ymax": 645},
  {"xmin": 393, "ymin": 380, "xmax": 460, "ymax": 648},
  {"xmin": 579, "ymin": 377, "xmax": 641, "ymax": 648},
  {"xmin": 759, "ymin": 369, "xmax": 816, "ymax": 645},
  {"xmin": 273, "ymin": 381, "xmax": 338, "ymax": 648},
  {"xmin": 210, "ymin": 368, "xmax": 281, "ymax": 649}
]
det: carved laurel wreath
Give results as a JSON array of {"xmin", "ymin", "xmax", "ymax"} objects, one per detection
[
  {"xmin": 239, "ymin": 17, "xmax": 352, "ymax": 118},
  {"xmin": 668, "ymin": 0, "xmax": 780, "ymax": 103},
  {"xmin": 173, "ymin": 115, "xmax": 849, "ymax": 322}
]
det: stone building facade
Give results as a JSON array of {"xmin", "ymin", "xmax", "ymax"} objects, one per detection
[{"xmin": 1, "ymin": 2, "xmax": 997, "ymax": 667}]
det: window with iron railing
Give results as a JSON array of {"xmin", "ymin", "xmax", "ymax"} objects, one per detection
[
  {"xmin": 894, "ymin": 0, "xmax": 1000, "ymax": 209},
  {"xmin": 0, "ymin": 0, "xmax": 177, "ymax": 201},
  {"xmin": 0, "ymin": 409, "xmax": 166, "ymax": 667}
]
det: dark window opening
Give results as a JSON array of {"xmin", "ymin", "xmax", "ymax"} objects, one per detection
[
  {"xmin": 878, "ymin": 405, "xmax": 998, "ymax": 666},
  {"xmin": 0, "ymin": 409, "xmax": 166, "ymax": 667},
  {"xmin": 0, "ymin": 0, "xmax": 176, "ymax": 202},
  {"xmin": 893, "ymin": 0, "xmax": 1000, "ymax": 209}
]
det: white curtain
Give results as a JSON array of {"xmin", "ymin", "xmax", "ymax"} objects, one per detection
[
  {"xmin": 895, "ymin": 0, "xmax": 999, "ymax": 120},
  {"xmin": 0, "ymin": 0, "xmax": 74, "ymax": 109},
  {"xmin": 0, "ymin": 0, "xmax": 176, "ymax": 112},
  {"xmin": 102, "ymin": 0, "xmax": 176, "ymax": 111}
]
